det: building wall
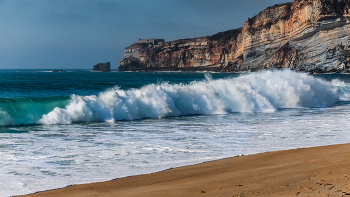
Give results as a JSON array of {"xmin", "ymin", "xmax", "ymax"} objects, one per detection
[
  {"xmin": 138, "ymin": 38, "xmax": 165, "ymax": 45},
  {"xmin": 124, "ymin": 48, "xmax": 141, "ymax": 58}
]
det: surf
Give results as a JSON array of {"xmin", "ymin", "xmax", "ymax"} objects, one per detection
[
  {"xmin": 38, "ymin": 70, "xmax": 346, "ymax": 125},
  {"xmin": 0, "ymin": 70, "xmax": 349, "ymax": 126},
  {"xmin": 0, "ymin": 97, "xmax": 70, "ymax": 126}
]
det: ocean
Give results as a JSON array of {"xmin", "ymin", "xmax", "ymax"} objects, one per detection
[{"xmin": 1, "ymin": 69, "xmax": 350, "ymax": 196}]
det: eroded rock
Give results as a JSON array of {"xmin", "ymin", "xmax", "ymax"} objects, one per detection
[
  {"xmin": 119, "ymin": 0, "xmax": 350, "ymax": 73},
  {"xmin": 93, "ymin": 62, "xmax": 111, "ymax": 72}
]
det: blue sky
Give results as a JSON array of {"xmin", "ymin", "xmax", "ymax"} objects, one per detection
[{"xmin": 0, "ymin": 0, "xmax": 290, "ymax": 69}]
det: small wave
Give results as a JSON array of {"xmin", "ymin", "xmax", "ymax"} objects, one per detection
[
  {"xmin": 38, "ymin": 70, "xmax": 341, "ymax": 125},
  {"xmin": 0, "ymin": 97, "xmax": 70, "ymax": 126}
]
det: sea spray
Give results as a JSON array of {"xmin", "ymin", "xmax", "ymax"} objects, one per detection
[
  {"xmin": 331, "ymin": 79, "xmax": 350, "ymax": 101},
  {"xmin": 38, "ymin": 70, "xmax": 340, "ymax": 125}
]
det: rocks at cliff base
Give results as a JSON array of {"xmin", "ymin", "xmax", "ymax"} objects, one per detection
[
  {"xmin": 93, "ymin": 62, "xmax": 111, "ymax": 72},
  {"xmin": 119, "ymin": 0, "xmax": 350, "ymax": 73}
]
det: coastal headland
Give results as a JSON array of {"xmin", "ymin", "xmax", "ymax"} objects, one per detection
[
  {"xmin": 119, "ymin": 0, "xmax": 350, "ymax": 73},
  {"xmin": 19, "ymin": 143, "xmax": 350, "ymax": 197}
]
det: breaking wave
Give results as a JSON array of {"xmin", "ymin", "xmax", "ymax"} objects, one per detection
[
  {"xmin": 0, "ymin": 97, "xmax": 69, "ymax": 126},
  {"xmin": 1, "ymin": 70, "xmax": 349, "ymax": 126}
]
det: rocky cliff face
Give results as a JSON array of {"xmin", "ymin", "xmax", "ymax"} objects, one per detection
[
  {"xmin": 119, "ymin": 0, "xmax": 350, "ymax": 73},
  {"xmin": 93, "ymin": 62, "xmax": 111, "ymax": 72}
]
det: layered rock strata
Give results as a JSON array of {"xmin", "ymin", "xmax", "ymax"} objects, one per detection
[
  {"xmin": 93, "ymin": 62, "xmax": 111, "ymax": 72},
  {"xmin": 119, "ymin": 0, "xmax": 350, "ymax": 73}
]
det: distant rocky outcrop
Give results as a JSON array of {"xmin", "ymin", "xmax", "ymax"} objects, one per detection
[
  {"xmin": 52, "ymin": 69, "xmax": 65, "ymax": 72},
  {"xmin": 93, "ymin": 62, "xmax": 111, "ymax": 72},
  {"xmin": 119, "ymin": 0, "xmax": 350, "ymax": 73}
]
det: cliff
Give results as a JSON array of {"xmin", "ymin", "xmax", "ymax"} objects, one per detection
[
  {"xmin": 93, "ymin": 62, "xmax": 111, "ymax": 72},
  {"xmin": 119, "ymin": 0, "xmax": 350, "ymax": 73}
]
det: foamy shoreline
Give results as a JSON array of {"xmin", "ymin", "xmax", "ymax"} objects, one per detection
[
  {"xmin": 18, "ymin": 143, "xmax": 350, "ymax": 197},
  {"xmin": 3, "ymin": 70, "xmax": 350, "ymax": 197}
]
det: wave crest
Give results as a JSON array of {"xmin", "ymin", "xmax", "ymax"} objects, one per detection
[
  {"xmin": 0, "ymin": 97, "xmax": 69, "ymax": 126},
  {"xmin": 38, "ymin": 70, "xmax": 339, "ymax": 125}
]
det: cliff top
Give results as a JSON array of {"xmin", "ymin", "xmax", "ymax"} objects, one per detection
[
  {"xmin": 125, "ymin": 0, "xmax": 350, "ymax": 49},
  {"xmin": 265, "ymin": 2, "xmax": 293, "ymax": 10}
]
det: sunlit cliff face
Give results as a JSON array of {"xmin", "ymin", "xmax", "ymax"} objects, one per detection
[{"xmin": 120, "ymin": 0, "xmax": 350, "ymax": 73}]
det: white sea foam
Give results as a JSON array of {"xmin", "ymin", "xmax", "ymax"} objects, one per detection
[
  {"xmin": 4, "ymin": 70, "xmax": 350, "ymax": 197},
  {"xmin": 332, "ymin": 79, "xmax": 350, "ymax": 101},
  {"xmin": 4, "ymin": 102, "xmax": 350, "ymax": 197},
  {"xmin": 39, "ymin": 70, "xmax": 341, "ymax": 125}
]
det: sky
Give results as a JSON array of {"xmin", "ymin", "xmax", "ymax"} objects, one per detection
[{"xmin": 0, "ymin": 0, "xmax": 291, "ymax": 70}]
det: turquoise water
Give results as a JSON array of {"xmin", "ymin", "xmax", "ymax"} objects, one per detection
[
  {"xmin": 0, "ymin": 70, "xmax": 245, "ymax": 125},
  {"xmin": 2, "ymin": 69, "xmax": 350, "ymax": 196}
]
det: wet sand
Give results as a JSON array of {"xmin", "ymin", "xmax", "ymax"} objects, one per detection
[{"xmin": 19, "ymin": 144, "xmax": 350, "ymax": 197}]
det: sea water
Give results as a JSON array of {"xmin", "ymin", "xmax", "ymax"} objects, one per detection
[{"xmin": 1, "ymin": 69, "xmax": 350, "ymax": 196}]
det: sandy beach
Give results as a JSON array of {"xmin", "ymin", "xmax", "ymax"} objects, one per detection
[{"xmin": 18, "ymin": 143, "xmax": 350, "ymax": 197}]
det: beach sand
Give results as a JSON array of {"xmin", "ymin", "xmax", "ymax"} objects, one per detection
[{"xmin": 19, "ymin": 144, "xmax": 350, "ymax": 197}]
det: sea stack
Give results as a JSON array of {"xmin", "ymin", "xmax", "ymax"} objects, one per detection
[
  {"xmin": 119, "ymin": 0, "xmax": 350, "ymax": 73},
  {"xmin": 92, "ymin": 62, "xmax": 111, "ymax": 72}
]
